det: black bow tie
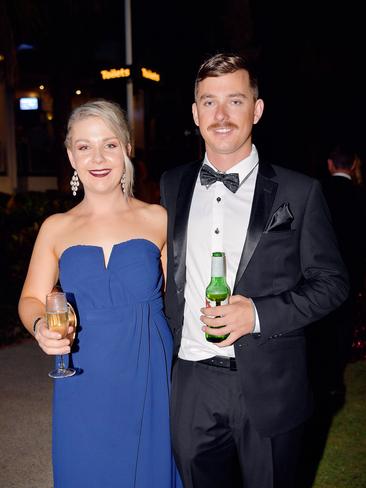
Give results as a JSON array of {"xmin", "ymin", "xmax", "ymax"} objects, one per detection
[{"xmin": 200, "ymin": 164, "xmax": 240, "ymax": 193}]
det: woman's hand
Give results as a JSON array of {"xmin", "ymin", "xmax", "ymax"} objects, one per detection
[{"xmin": 34, "ymin": 318, "xmax": 73, "ymax": 355}]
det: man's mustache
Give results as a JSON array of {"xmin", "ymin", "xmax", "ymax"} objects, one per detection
[{"xmin": 208, "ymin": 123, "xmax": 238, "ymax": 130}]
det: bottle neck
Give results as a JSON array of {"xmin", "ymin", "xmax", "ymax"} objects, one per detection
[{"xmin": 211, "ymin": 256, "xmax": 225, "ymax": 278}]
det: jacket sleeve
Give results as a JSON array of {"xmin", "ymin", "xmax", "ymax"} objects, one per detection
[{"xmin": 252, "ymin": 179, "xmax": 349, "ymax": 340}]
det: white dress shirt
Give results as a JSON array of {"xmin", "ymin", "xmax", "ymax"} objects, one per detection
[
  {"xmin": 333, "ymin": 172, "xmax": 352, "ymax": 180},
  {"xmin": 179, "ymin": 145, "xmax": 260, "ymax": 361}
]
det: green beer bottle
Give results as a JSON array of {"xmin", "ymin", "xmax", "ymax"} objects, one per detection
[{"xmin": 205, "ymin": 252, "xmax": 231, "ymax": 343}]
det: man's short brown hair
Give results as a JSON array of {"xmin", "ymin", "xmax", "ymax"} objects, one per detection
[{"xmin": 194, "ymin": 53, "xmax": 259, "ymax": 100}]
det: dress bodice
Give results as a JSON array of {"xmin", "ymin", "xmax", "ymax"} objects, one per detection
[{"xmin": 59, "ymin": 238, "xmax": 163, "ymax": 319}]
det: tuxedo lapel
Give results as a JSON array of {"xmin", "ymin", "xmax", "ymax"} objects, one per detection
[
  {"xmin": 234, "ymin": 162, "xmax": 278, "ymax": 290},
  {"xmin": 173, "ymin": 161, "xmax": 201, "ymax": 295}
]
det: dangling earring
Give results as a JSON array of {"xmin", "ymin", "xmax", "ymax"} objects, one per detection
[
  {"xmin": 121, "ymin": 172, "xmax": 126, "ymax": 193},
  {"xmin": 70, "ymin": 170, "xmax": 80, "ymax": 196}
]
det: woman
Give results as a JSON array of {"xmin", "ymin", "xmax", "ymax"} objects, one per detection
[{"xmin": 18, "ymin": 100, "xmax": 182, "ymax": 488}]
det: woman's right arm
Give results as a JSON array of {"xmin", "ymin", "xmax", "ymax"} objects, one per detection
[{"xmin": 18, "ymin": 216, "xmax": 72, "ymax": 355}]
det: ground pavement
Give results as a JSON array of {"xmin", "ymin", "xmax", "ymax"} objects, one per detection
[{"xmin": 0, "ymin": 339, "xmax": 53, "ymax": 488}]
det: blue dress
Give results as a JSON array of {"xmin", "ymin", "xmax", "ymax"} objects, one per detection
[{"xmin": 54, "ymin": 239, "xmax": 182, "ymax": 488}]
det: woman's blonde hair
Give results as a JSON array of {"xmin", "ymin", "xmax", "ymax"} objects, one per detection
[{"xmin": 65, "ymin": 99, "xmax": 134, "ymax": 197}]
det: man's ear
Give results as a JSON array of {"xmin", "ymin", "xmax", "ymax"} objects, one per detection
[
  {"xmin": 328, "ymin": 159, "xmax": 335, "ymax": 174},
  {"xmin": 253, "ymin": 99, "xmax": 264, "ymax": 125},
  {"xmin": 192, "ymin": 103, "xmax": 199, "ymax": 127}
]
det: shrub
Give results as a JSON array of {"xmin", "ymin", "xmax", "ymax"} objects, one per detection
[{"xmin": 0, "ymin": 191, "xmax": 75, "ymax": 346}]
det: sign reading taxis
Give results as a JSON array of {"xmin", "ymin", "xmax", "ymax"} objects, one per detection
[{"xmin": 100, "ymin": 66, "xmax": 160, "ymax": 83}]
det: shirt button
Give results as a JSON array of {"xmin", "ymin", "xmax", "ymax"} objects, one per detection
[
  {"xmin": 216, "ymin": 197, "xmax": 221, "ymax": 202},
  {"xmin": 214, "ymin": 228, "xmax": 220, "ymax": 234}
]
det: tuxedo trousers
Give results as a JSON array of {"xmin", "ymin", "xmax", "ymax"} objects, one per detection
[{"xmin": 171, "ymin": 358, "xmax": 304, "ymax": 488}]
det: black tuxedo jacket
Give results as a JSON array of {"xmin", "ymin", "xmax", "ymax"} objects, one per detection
[{"xmin": 160, "ymin": 159, "xmax": 349, "ymax": 437}]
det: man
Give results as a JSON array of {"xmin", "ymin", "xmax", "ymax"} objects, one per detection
[
  {"xmin": 323, "ymin": 144, "xmax": 365, "ymax": 304},
  {"xmin": 160, "ymin": 53, "xmax": 348, "ymax": 488},
  {"xmin": 311, "ymin": 144, "xmax": 366, "ymax": 401}
]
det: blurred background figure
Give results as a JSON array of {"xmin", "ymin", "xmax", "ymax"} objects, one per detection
[
  {"xmin": 299, "ymin": 143, "xmax": 366, "ymax": 488},
  {"xmin": 310, "ymin": 142, "xmax": 366, "ymax": 404}
]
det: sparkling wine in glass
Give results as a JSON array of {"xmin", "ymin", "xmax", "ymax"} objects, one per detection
[{"xmin": 47, "ymin": 291, "xmax": 76, "ymax": 379}]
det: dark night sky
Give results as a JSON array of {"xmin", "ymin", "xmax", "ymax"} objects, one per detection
[
  {"xmin": 7, "ymin": 0, "xmax": 366, "ymax": 179},
  {"xmin": 134, "ymin": 0, "xmax": 366, "ymax": 176}
]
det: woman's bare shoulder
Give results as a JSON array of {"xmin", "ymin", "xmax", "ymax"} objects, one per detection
[
  {"xmin": 139, "ymin": 202, "xmax": 167, "ymax": 227},
  {"xmin": 132, "ymin": 198, "xmax": 166, "ymax": 217},
  {"xmin": 146, "ymin": 203, "xmax": 167, "ymax": 218},
  {"xmin": 40, "ymin": 211, "xmax": 69, "ymax": 228},
  {"xmin": 123, "ymin": 199, "xmax": 166, "ymax": 248},
  {"xmin": 38, "ymin": 210, "xmax": 77, "ymax": 239}
]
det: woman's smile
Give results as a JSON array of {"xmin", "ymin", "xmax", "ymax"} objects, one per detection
[{"xmin": 89, "ymin": 169, "xmax": 112, "ymax": 178}]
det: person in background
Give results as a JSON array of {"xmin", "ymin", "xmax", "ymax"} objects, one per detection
[
  {"xmin": 160, "ymin": 53, "xmax": 349, "ymax": 488},
  {"xmin": 317, "ymin": 143, "xmax": 366, "ymax": 400},
  {"xmin": 18, "ymin": 99, "xmax": 182, "ymax": 488}
]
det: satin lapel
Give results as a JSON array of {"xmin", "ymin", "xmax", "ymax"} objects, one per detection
[
  {"xmin": 173, "ymin": 162, "xmax": 202, "ymax": 295},
  {"xmin": 234, "ymin": 163, "xmax": 278, "ymax": 290}
]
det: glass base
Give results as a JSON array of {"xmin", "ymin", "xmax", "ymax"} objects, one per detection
[{"xmin": 48, "ymin": 367, "xmax": 76, "ymax": 379}]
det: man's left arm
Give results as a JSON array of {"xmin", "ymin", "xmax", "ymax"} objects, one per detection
[{"xmin": 201, "ymin": 180, "xmax": 349, "ymax": 345}]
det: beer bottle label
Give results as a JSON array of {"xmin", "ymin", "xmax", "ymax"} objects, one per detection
[
  {"xmin": 205, "ymin": 298, "xmax": 229, "ymax": 318},
  {"xmin": 206, "ymin": 298, "xmax": 229, "ymax": 307}
]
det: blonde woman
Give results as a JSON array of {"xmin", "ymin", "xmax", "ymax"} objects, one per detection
[{"xmin": 19, "ymin": 100, "xmax": 182, "ymax": 488}]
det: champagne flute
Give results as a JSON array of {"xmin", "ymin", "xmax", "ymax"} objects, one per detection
[{"xmin": 46, "ymin": 291, "xmax": 76, "ymax": 379}]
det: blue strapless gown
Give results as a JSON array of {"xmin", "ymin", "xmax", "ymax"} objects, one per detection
[{"xmin": 54, "ymin": 239, "xmax": 182, "ymax": 488}]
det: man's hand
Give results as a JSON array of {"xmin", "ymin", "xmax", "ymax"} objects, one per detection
[{"xmin": 200, "ymin": 295, "xmax": 255, "ymax": 347}]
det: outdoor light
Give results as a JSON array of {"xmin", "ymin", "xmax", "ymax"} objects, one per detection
[{"xmin": 19, "ymin": 97, "xmax": 39, "ymax": 110}]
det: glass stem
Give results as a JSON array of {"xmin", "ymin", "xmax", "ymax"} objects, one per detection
[{"xmin": 58, "ymin": 355, "xmax": 66, "ymax": 370}]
